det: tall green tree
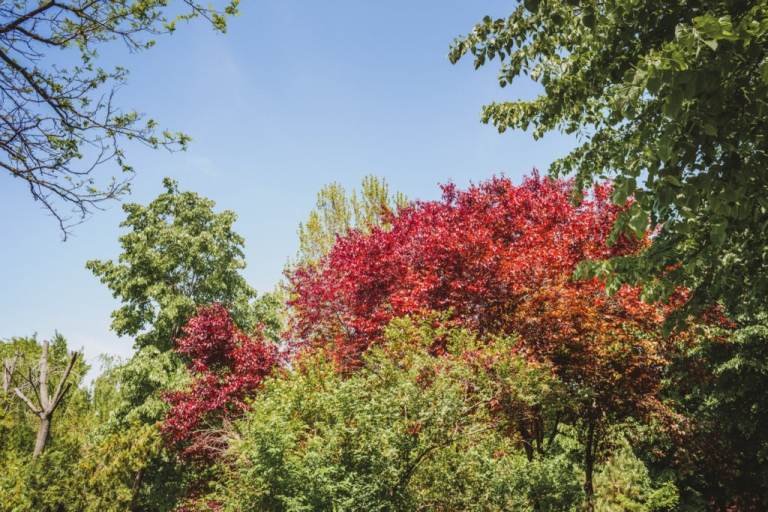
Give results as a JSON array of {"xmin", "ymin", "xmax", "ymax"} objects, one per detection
[
  {"xmin": 450, "ymin": 1, "xmax": 768, "ymax": 319},
  {"xmin": 84, "ymin": 179, "xmax": 275, "ymax": 509},
  {"xmin": 296, "ymin": 175, "xmax": 407, "ymax": 265},
  {"xmin": 87, "ymin": 177, "xmax": 256, "ymax": 352},
  {"xmin": 662, "ymin": 316, "xmax": 768, "ymax": 508},
  {"xmin": 0, "ymin": 0, "xmax": 239, "ymax": 237}
]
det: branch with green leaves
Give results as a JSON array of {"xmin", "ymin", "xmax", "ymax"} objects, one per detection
[
  {"xmin": 0, "ymin": 0, "xmax": 239, "ymax": 237},
  {"xmin": 451, "ymin": 1, "xmax": 768, "ymax": 320}
]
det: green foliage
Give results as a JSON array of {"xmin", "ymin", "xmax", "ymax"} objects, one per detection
[
  {"xmin": 87, "ymin": 178, "xmax": 257, "ymax": 351},
  {"xmin": 249, "ymin": 287, "xmax": 289, "ymax": 343},
  {"xmin": 297, "ymin": 175, "xmax": 407, "ymax": 265},
  {"xmin": 0, "ymin": 334, "xmax": 192, "ymax": 512},
  {"xmin": 594, "ymin": 435, "xmax": 678, "ymax": 512},
  {"xmin": 81, "ymin": 181, "xmax": 291, "ymax": 509},
  {"xmin": 0, "ymin": 0, "xmax": 240, "ymax": 235},
  {"xmin": 78, "ymin": 420, "xmax": 187, "ymax": 512},
  {"xmin": 664, "ymin": 316, "xmax": 768, "ymax": 508},
  {"xmin": 0, "ymin": 444, "xmax": 85, "ymax": 512},
  {"xmin": 451, "ymin": 1, "xmax": 768, "ymax": 319},
  {"xmin": 210, "ymin": 318, "xmax": 584, "ymax": 511}
]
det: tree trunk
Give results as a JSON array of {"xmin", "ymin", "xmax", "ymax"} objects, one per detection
[
  {"xmin": 583, "ymin": 418, "xmax": 595, "ymax": 511},
  {"xmin": 33, "ymin": 414, "xmax": 51, "ymax": 458},
  {"xmin": 13, "ymin": 341, "xmax": 79, "ymax": 458}
]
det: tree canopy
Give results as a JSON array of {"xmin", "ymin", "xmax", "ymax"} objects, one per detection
[
  {"xmin": 3, "ymin": 4, "xmax": 768, "ymax": 509},
  {"xmin": 87, "ymin": 177, "xmax": 255, "ymax": 351},
  {"xmin": 296, "ymin": 175, "xmax": 407, "ymax": 265},
  {"xmin": 288, "ymin": 174, "xmax": 693, "ymax": 502},
  {"xmin": 450, "ymin": 1, "xmax": 768, "ymax": 319}
]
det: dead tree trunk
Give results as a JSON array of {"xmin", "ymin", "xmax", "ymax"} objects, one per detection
[
  {"xmin": 13, "ymin": 340, "xmax": 79, "ymax": 458},
  {"xmin": 3, "ymin": 354, "xmax": 18, "ymax": 394},
  {"xmin": 2, "ymin": 355, "xmax": 18, "ymax": 413}
]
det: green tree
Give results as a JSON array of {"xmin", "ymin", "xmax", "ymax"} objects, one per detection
[
  {"xmin": 83, "ymin": 180, "xmax": 285, "ymax": 509},
  {"xmin": 87, "ymin": 177, "xmax": 256, "ymax": 351},
  {"xmin": 78, "ymin": 419, "xmax": 188, "ymax": 512},
  {"xmin": 0, "ymin": 0, "xmax": 239, "ymax": 236},
  {"xmin": 297, "ymin": 175, "xmax": 407, "ymax": 265},
  {"xmin": 207, "ymin": 318, "xmax": 584, "ymax": 512},
  {"xmin": 594, "ymin": 435, "xmax": 678, "ymax": 512},
  {"xmin": 663, "ymin": 316, "xmax": 768, "ymax": 509},
  {"xmin": 450, "ymin": 1, "xmax": 768, "ymax": 319}
]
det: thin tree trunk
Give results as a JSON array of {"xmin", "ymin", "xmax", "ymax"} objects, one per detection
[
  {"xmin": 517, "ymin": 418, "xmax": 535, "ymax": 462},
  {"xmin": 13, "ymin": 340, "xmax": 80, "ymax": 458},
  {"xmin": 33, "ymin": 414, "xmax": 51, "ymax": 458},
  {"xmin": 583, "ymin": 418, "xmax": 596, "ymax": 511},
  {"xmin": 129, "ymin": 469, "xmax": 145, "ymax": 512}
]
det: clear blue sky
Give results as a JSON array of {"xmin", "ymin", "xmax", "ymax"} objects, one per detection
[{"xmin": 0, "ymin": 1, "xmax": 576, "ymax": 372}]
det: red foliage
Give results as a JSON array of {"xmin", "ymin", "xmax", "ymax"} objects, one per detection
[
  {"xmin": 288, "ymin": 174, "xmax": 681, "ymax": 420},
  {"xmin": 162, "ymin": 304, "xmax": 279, "ymax": 459}
]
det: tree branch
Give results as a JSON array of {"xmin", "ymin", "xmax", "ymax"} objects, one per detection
[{"xmin": 14, "ymin": 387, "xmax": 40, "ymax": 414}]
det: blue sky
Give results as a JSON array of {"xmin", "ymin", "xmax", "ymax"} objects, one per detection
[{"xmin": 0, "ymin": 1, "xmax": 576, "ymax": 372}]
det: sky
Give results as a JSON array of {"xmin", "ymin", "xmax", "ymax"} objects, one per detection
[{"xmin": 0, "ymin": 1, "xmax": 577, "ymax": 374}]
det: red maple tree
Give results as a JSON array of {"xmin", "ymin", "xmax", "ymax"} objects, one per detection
[
  {"xmin": 162, "ymin": 304, "xmax": 279, "ymax": 459},
  {"xmin": 288, "ymin": 173, "xmax": 688, "ymax": 498},
  {"xmin": 288, "ymin": 173, "xmax": 667, "ymax": 362}
]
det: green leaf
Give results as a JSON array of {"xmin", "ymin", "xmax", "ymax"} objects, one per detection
[
  {"xmin": 761, "ymin": 59, "xmax": 768, "ymax": 85},
  {"xmin": 523, "ymin": 0, "xmax": 540, "ymax": 13},
  {"xmin": 628, "ymin": 205, "xmax": 648, "ymax": 238}
]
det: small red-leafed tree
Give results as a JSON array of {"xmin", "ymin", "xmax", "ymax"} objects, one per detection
[
  {"xmin": 162, "ymin": 304, "xmax": 279, "ymax": 460},
  {"xmin": 288, "ymin": 173, "xmax": 686, "ymax": 501}
]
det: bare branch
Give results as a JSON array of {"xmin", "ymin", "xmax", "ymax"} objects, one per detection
[
  {"xmin": 0, "ymin": 0, "xmax": 237, "ymax": 238},
  {"xmin": 51, "ymin": 351, "xmax": 79, "ymax": 409},
  {"xmin": 0, "ymin": 1, "xmax": 57, "ymax": 35},
  {"xmin": 13, "ymin": 387, "xmax": 40, "ymax": 414}
]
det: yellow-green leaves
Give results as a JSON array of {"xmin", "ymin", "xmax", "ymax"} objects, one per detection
[{"xmin": 296, "ymin": 175, "xmax": 407, "ymax": 266}]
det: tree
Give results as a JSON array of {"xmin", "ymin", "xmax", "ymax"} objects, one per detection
[
  {"xmin": 84, "ymin": 181, "xmax": 281, "ymax": 506},
  {"xmin": 290, "ymin": 174, "xmax": 651, "ymax": 363},
  {"xmin": 0, "ymin": 335, "xmax": 182, "ymax": 511},
  {"xmin": 0, "ymin": 334, "xmax": 97, "ymax": 511},
  {"xmin": 593, "ymin": 435, "xmax": 678, "ymax": 512},
  {"xmin": 660, "ymin": 315, "xmax": 768, "ymax": 509},
  {"xmin": 203, "ymin": 319, "xmax": 584, "ymax": 511},
  {"xmin": 288, "ymin": 174, "xmax": 684, "ymax": 502},
  {"xmin": 11, "ymin": 338, "xmax": 80, "ymax": 457},
  {"xmin": 0, "ymin": 0, "xmax": 239, "ymax": 237},
  {"xmin": 162, "ymin": 303, "xmax": 279, "ymax": 460},
  {"xmin": 449, "ymin": 1, "xmax": 768, "ymax": 319},
  {"xmin": 296, "ymin": 175, "xmax": 407, "ymax": 265},
  {"xmin": 87, "ymin": 177, "xmax": 256, "ymax": 351}
]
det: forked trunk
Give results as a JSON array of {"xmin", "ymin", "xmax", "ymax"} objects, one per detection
[{"xmin": 33, "ymin": 414, "xmax": 51, "ymax": 458}]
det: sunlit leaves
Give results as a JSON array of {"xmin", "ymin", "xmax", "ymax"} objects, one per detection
[
  {"xmin": 86, "ymin": 178, "xmax": 256, "ymax": 351},
  {"xmin": 451, "ymin": 0, "xmax": 768, "ymax": 319}
]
